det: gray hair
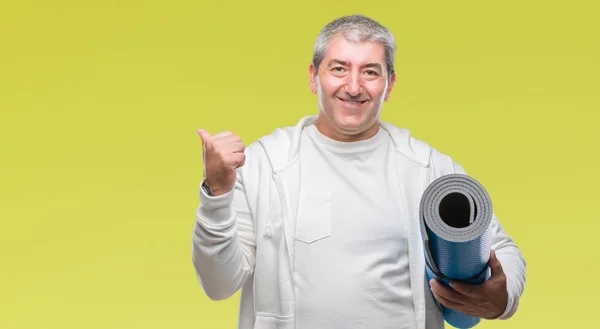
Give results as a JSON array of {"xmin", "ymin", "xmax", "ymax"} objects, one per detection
[{"xmin": 312, "ymin": 15, "xmax": 396, "ymax": 81}]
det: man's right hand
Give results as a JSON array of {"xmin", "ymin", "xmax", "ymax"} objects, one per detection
[{"xmin": 197, "ymin": 129, "xmax": 246, "ymax": 196}]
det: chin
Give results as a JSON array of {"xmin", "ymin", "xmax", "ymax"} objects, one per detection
[
  {"xmin": 334, "ymin": 118, "xmax": 371, "ymax": 135},
  {"xmin": 336, "ymin": 111, "xmax": 372, "ymax": 129}
]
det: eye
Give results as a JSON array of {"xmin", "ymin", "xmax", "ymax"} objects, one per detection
[
  {"xmin": 364, "ymin": 70, "xmax": 379, "ymax": 76},
  {"xmin": 331, "ymin": 67, "xmax": 346, "ymax": 72}
]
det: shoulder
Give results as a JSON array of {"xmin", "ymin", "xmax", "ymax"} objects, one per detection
[
  {"xmin": 379, "ymin": 120, "xmax": 464, "ymax": 175},
  {"xmin": 379, "ymin": 121, "xmax": 432, "ymax": 166},
  {"xmin": 239, "ymin": 118, "xmax": 305, "ymax": 178},
  {"xmin": 251, "ymin": 116, "xmax": 317, "ymax": 171}
]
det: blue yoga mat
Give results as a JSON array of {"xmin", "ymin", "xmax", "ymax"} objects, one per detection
[{"xmin": 419, "ymin": 174, "xmax": 493, "ymax": 329}]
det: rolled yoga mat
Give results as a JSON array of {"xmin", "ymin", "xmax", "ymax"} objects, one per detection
[{"xmin": 419, "ymin": 173, "xmax": 494, "ymax": 329}]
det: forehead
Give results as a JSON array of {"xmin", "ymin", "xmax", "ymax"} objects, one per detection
[{"xmin": 322, "ymin": 35, "xmax": 386, "ymax": 66}]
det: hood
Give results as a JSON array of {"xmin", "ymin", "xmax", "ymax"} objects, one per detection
[{"xmin": 257, "ymin": 115, "xmax": 433, "ymax": 173}]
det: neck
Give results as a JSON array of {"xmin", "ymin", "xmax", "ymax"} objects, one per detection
[{"xmin": 315, "ymin": 116, "xmax": 380, "ymax": 142}]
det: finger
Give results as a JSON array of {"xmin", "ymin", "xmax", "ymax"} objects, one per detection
[
  {"xmin": 228, "ymin": 153, "xmax": 246, "ymax": 168},
  {"xmin": 449, "ymin": 281, "xmax": 479, "ymax": 297},
  {"xmin": 229, "ymin": 142, "xmax": 245, "ymax": 153},
  {"xmin": 213, "ymin": 143, "xmax": 245, "ymax": 158},
  {"xmin": 214, "ymin": 135, "xmax": 243, "ymax": 147},
  {"xmin": 431, "ymin": 290, "xmax": 480, "ymax": 317},
  {"xmin": 212, "ymin": 131, "xmax": 234, "ymax": 139},
  {"xmin": 430, "ymin": 279, "xmax": 470, "ymax": 304},
  {"xmin": 489, "ymin": 250, "xmax": 505, "ymax": 277},
  {"xmin": 461, "ymin": 310, "xmax": 481, "ymax": 318},
  {"xmin": 431, "ymin": 289, "xmax": 466, "ymax": 312}
]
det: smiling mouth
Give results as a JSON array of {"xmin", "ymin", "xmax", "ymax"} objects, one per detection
[{"xmin": 337, "ymin": 97, "xmax": 367, "ymax": 105}]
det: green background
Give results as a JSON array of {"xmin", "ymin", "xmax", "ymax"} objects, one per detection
[{"xmin": 1, "ymin": 1, "xmax": 598, "ymax": 328}]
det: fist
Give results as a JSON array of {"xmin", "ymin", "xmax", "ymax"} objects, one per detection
[{"xmin": 197, "ymin": 129, "xmax": 246, "ymax": 196}]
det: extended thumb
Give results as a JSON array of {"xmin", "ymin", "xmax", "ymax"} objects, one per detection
[{"xmin": 197, "ymin": 129, "xmax": 210, "ymax": 142}]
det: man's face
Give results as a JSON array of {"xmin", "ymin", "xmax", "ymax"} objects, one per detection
[{"xmin": 309, "ymin": 34, "xmax": 396, "ymax": 141}]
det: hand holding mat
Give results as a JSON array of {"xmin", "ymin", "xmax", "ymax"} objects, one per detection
[
  {"xmin": 429, "ymin": 250, "xmax": 508, "ymax": 322},
  {"xmin": 419, "ymin": 173, "xmax": 501, "ymax": 328}
]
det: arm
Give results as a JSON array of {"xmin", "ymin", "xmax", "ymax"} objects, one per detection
[
  {"xmin": 191, "ymin": 170, "xmax": 256, "ymax": 301},
  {"xmin": 453, "ymin": 160, "xmax": 527, "ymax": 319},
  {"xmin": 486, "ymin": 215, "xmax": 527, "ymax": 319}
]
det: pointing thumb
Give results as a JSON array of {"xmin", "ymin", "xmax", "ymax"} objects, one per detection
[{"xmin": 197, "ymin": 129, "xmax": 210, "ymax": 143}]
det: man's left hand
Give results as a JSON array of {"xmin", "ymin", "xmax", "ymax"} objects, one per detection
[{"xmin": 429, "ymin": 250, "xmax": 508, "ymax": 319}]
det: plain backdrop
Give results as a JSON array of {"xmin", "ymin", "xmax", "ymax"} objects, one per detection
[{"xmin": 1, "ymin": 1, "xmax": 598, "ymax": 328}]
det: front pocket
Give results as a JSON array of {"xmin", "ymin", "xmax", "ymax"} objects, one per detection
[
  {"xmin": 295, "ymin": 194, "xmax": 332, "ymax": 244},
  {"xmin": 255, "ymin": 313, "xmax": 294, "ymax": 329}
]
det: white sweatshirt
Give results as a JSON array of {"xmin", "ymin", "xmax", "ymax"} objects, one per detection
[
  {"xmin": 294, "ymin": 124, "xmax": 415, "ymax": 329},
  {"xmin": 192, "ymin": 115, "xmax": 527, "ymax": 329}
]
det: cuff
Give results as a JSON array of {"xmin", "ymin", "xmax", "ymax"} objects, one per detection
[{"xmin": 197, "ymin": 178, "xmax": 235, "ymax": 226}]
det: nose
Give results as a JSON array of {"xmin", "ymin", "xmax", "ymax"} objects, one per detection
[{"xmin": 344, "ymin": 72, "xmax": 363, "ymax": 97}]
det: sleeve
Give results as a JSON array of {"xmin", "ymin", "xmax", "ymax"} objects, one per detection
[
  {"xmin": 452, "ymin": 160, "xmax": 527, "ymax": 320},
  {"xmin": 191, "ymin": 164, "xmax": 257, "ymax": 301}
]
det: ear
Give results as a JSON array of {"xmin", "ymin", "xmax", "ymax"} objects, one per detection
[
  {"xmin": 384, "ymin": 72, "xmax": 397, "ymax": 102},
  {"xmin": 309, "ymin": 63, "xmax": 317, "ymax": 94}
]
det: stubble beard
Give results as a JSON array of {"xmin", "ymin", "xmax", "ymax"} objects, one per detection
[{"xmin": 315, "ymin": 75, "xmax": 388, "ymax": 136}]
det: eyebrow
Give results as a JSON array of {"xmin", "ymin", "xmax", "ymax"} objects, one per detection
[{"xmin": 327, "ymin": 59, "xmax": 383, "ymax": 72}]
